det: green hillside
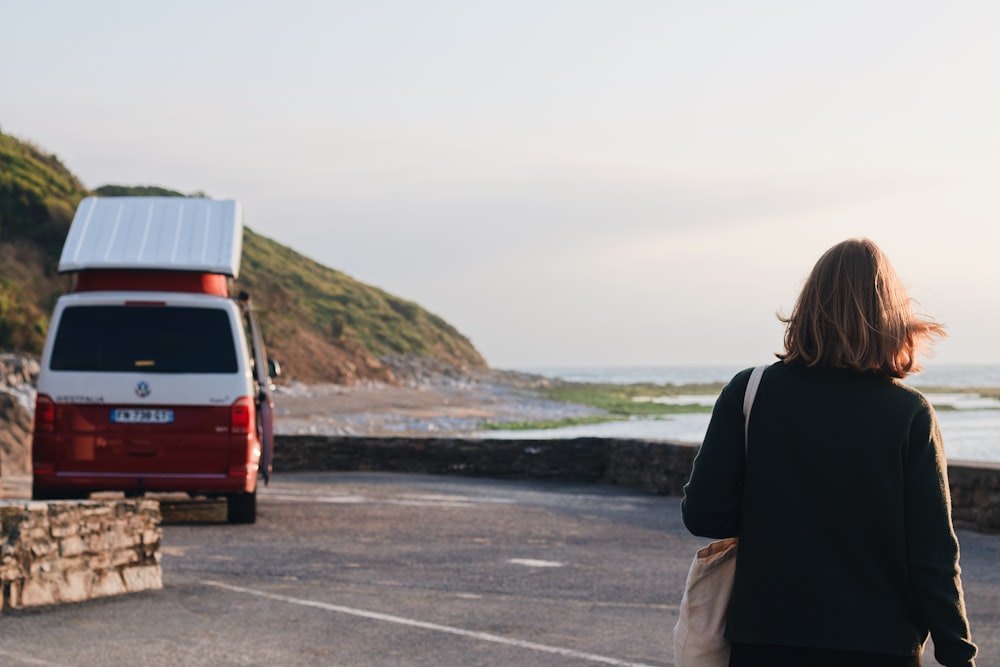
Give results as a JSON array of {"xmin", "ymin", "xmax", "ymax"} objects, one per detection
[
  {"xmin": 236, "ymin": 228, "xmax": 484, "ymax": 383},
  {"xmin": 0, "ymin": 130, "xmax": 486, "ymax": 382},
  {"xmin": 0, "ymin": 133, "xmax": 90, "ymax": 351}
]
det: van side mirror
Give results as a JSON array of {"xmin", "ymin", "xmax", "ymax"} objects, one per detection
[{"xmin": 267, "ymin": 359, "xmax": 281, "ymax": 378}]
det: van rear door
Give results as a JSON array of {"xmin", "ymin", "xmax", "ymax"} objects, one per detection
[{"xmin": 43, "ymin": 302, "xmax": 244, "ymax": 479}]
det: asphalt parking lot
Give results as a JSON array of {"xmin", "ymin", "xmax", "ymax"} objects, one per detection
[{"xmin": 0, "ymin": 472, "xmax": 997, "ymax": 666}]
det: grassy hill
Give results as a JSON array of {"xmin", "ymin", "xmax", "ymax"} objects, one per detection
[
  {"xmin": 236, "ymin": 228, "xmax": 484, "ymax": 383},
  {"xmin": 0, "ymin": 133, "xmax": 89, "ymax": 352},
  {"xmin": 0, "ymin": 131, "xmax": 486, "ymax": 383}
]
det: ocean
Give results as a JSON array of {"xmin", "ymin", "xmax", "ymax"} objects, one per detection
[{"xmin": 502, "ymin": 364, "xmax": 1000, "ymax": 464}]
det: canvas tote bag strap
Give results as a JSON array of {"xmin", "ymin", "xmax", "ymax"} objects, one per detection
[{"xmin": 742, "ymin": 365, "xmax": 767, "ymax": 450}]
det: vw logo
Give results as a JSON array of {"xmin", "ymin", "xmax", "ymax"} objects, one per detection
[{"xmin": 135, "ymin": 381, "xmax": 152, "ymax": 398}]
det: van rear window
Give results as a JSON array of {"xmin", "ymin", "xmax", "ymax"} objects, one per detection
[{"xmin": 51, "ymin": 306, "xmax": 239, "ymax": 373}]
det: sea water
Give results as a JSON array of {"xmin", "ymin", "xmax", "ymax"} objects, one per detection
[{"xmin": 496, "ymin": 364, "xmax": 1000, "ymax": 463}]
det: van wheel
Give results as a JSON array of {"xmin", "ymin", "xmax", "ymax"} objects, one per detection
[{"xmin": 227, "ymin": 490, "xmax": 257, "ymax": 524}]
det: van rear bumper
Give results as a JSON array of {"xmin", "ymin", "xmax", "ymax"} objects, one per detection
[{"xmin": 32, "ymin": 470, "xmax": 257, "ymax": 496}]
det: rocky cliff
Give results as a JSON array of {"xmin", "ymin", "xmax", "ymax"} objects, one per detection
[{"xmin": 0, "ymin": 354, "xmax": 37, "ymax": 475}]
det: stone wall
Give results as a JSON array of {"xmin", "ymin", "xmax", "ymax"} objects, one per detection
[
  {"xmin": 274, "ymin": 435, "xmax": 612, "ymax": 481},
  {"xmin": 0, "ymin": 499, "xmax": 162, "ymax": 611},
  {"xmin": 948, "ymin": 461, "xmax": 1000, "ymax": 534},
  {"xmin": 273, "ymin": 435, "xmax": 1000, "ymax": 534}
]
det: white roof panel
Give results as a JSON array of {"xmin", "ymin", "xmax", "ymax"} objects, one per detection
[{"xmin": 59, "ymin": 197, "xmax": 243, "ymax": 277}]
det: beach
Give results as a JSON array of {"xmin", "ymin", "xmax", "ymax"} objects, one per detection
[{"xmin": 273, "ymin": 366, "xmax": 607, "ymax": 437}]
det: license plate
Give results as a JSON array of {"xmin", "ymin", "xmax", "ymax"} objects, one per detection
[{"xmin": 111, "ymin": 408, "xmax": 174, "ymax": 424}]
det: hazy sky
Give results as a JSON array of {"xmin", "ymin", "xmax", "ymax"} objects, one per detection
[{"xmin": 3, "ymin": 1, "xmax": 999, "ymax": 368}]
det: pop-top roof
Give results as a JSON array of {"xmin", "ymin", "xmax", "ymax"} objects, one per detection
[{"xmin": 59, "ymin": 197, "xmax": 243, "ymax": 277}]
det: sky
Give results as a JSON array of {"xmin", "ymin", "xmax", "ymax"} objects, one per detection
[{"xmin": 3, "ymin": 1, "xmax": 1000, "ymax": 369}]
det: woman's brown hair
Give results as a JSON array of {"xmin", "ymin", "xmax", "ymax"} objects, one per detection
[{"xmin": 778, "ymin": 238, "xmax": 945, "ymax": 378}]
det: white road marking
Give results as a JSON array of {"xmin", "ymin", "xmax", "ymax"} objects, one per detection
[
  {"xmin": 202, "ymin": 580, "xmax": 659, "ymax": 667},
  {"xmin": 263, "ymin": 491, "xmax": 515, "ymax": 509},
  {"xmin": 0, "ymin": 649, "xmax": 75, "ymax": 667},
  {"xmin": 507, "ymin": 558, "xmax": 565, "ymax": 568},
  {"xmin": 263, "ymin": 493, "xmax": 369, "ymax": 504},
  {"xmin": 159, "ymin": 545, "xmax": 188, "ymax": 557}
]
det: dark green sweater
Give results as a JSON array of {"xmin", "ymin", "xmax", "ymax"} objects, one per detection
[{"xmin": 681, "ymin": 362, "xmax": 977, "ymax": 667}]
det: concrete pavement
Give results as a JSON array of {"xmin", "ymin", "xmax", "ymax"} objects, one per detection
[{"xmin": 0, "ymin": 472, "xmax": 996, "ymax": 666}]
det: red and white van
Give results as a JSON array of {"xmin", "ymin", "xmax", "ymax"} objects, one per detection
[{"xmin": 31, "ymin": 197, "xmax": 277, "ymax": 523}]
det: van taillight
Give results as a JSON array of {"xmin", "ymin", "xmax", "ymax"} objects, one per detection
[
  {"xmin": 35, "ymin": 394, "xmax": 55, "ymax": 432},
  {"xmin": 231, "ymin": 397, "xmax": 254, "ymax": 434}
]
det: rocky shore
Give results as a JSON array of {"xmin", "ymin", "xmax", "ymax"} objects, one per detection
[
  {"xmin": 0, "ymin": 354, "xmax": 38, "ymax": 474},
  {"xmin": 274, "ymin": 354, "xmax": 604, "ymax": 437}
]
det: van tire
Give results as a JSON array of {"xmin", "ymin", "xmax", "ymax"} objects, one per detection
[
  {"xmin": 32, "ymin": 486, "xmax": 86, "ymax": 501},
  {"xmin": 227, "ymin": 490, "xmax": 257, "ymax": 524}
]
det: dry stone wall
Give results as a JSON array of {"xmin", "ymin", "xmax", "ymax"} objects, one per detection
[
  {"xmin": 0, "ymin": 499, "xmax": 162, "ymax": 611},
  {"xmin": 948, "ymin": 461, "xmax": 1000, "ymax": 534}
]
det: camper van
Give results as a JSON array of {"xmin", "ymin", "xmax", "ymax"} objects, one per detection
[{"xmin": 31, "ymin": 197, "xmax": 277, "ymax": 523}]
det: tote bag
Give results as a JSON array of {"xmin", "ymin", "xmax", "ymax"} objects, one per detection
[{"xmin": 673, "ymin": 364, "xmax": 766, "ymax": 667}]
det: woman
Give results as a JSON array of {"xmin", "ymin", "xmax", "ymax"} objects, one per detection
[{"xmin": 681, "ymin": 239, "xmax": 977, "ymax": 667}]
